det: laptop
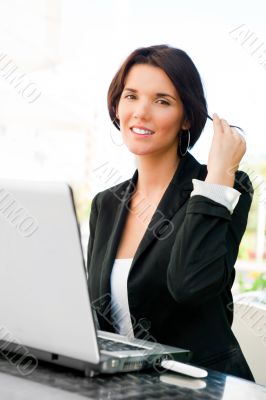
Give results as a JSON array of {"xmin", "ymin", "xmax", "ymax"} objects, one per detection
[{"xmin": 0, "ymin": 179, "xmax": 191, "ymax": 377}]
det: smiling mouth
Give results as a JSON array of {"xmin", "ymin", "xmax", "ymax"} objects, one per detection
[{"xmin": 130, "ymin": 127, "xmax": 155, "ymax": 136}]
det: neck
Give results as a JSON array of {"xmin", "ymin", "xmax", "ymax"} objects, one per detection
[{"xmin": 134, "ymin": 149, "xmax": 181, "ymax": 199}]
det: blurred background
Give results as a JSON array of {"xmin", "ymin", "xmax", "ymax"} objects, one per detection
[{"xmin": 0, "ymin": 0, "xmax": 265, "ymax": 295}]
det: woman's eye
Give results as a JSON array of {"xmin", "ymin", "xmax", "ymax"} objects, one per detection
[
  {"xmin": 157, "ymin": 99, "xmax": 170, "ymax": 105},
  {"xmin": 124, "ymin": 94, "xmax": 135, "ymax": 99},
  {"xmin": 123, "ymin": 95, "xmax": 169, "ymax": 105}
]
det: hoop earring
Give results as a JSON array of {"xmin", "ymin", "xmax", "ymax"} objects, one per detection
[
  {"xmin": 178, "ymin": 130, "xmax": 190, "ymax": 157},
  {"xmin": 109, "ymin": 117, "xmax": 123, "ymax": 147},
  {"xmin": 112, "ymin": 117, "xmax": 120, "ymax": 130}
]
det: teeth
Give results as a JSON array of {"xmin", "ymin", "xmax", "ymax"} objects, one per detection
[{"xmin": 132, "ymin": 127, "xmax": 153, "ymax": 135}]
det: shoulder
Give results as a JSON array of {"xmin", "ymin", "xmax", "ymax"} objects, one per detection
[{"xmin": 91, "ymin": 177, "xmax": 133, "ymax": 210}]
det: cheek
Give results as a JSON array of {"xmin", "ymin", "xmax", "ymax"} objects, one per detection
[
  {"xmin": 158, "ymin": 113, "xmax": 182, "ymax": 134},
  {"xmin": 117, "ymin": 103, "xmax": 130, "ymax": 122}
]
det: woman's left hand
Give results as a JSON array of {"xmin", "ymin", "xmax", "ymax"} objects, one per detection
[{"xmin": 205, "ymin": 113, "xmax": 246, "ymax": 187}]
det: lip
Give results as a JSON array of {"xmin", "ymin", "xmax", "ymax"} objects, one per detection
[{"xmin": 130, "ymin": 125, "xmax": 155, "ymax": 135}]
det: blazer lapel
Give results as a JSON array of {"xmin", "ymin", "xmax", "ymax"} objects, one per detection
[
  {"xmin": 99, "ymin": 152, "xmax": 203, "ymax": 298},
  {"xmin": 130, "ymin": 152, "xmax": 203, "ymax": 270},
  {"xmin": 99, "ymin": 173, "xmax": 138, "ymax": 297}
]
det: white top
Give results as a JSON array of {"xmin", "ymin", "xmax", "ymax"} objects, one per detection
[
  {"xmin": 110, "ymin": 258, "xmax": 134, "ymax": 338},
  {"xmin": 110, "ymin": 180, "xmax": 242, "ymax": 338}
]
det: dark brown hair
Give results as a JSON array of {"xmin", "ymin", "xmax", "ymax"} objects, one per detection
[{"xmin": 107, "ymin": 44, "xmax": 208, "ymax": 149}]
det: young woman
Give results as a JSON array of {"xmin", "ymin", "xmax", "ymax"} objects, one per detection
[{"xmin": 87, "ymin": 45, "xmax": 254, "ymax": 381}]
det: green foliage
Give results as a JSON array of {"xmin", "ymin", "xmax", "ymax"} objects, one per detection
[
  {"xmin": 238, "ymin": 271, "xmax": 266, "ymax": 293},
  {"xmin": 242, "ymin": 159, "xmax": 266, "ymax": 234}
]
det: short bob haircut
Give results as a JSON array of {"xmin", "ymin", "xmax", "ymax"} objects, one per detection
[{"xmin": 107, "ymin": 44, "xmax": 208, "ymax": 150}]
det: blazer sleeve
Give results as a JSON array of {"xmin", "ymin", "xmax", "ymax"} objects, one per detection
[
  {"xmin": 86, "ymin": 193, "xmax": 99, "ymax": 275},
  {"xmin": 167, "ymin": 171, "xmax": 253, "ymax": 306}
]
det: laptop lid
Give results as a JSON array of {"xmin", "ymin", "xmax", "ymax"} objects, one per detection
[{"xmin": 0, "ymin": 179, "xmax": 100, "ymax": 365}]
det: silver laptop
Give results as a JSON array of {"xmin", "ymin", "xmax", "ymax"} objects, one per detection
[{"xmin": 0, "ymin": 179, "xmax": 191, "ymax": 376}]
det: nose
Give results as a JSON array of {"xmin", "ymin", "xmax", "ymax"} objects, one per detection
[{"xmin": 133, "ymin": 99, "xmax": 150, "ymax": 119}]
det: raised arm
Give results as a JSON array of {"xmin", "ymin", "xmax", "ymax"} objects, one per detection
[{"xmin": 167, "ymin": 114, "xmax": 253, "ymax": 305}]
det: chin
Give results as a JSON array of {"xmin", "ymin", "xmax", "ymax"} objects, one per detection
[{"xmin": 126, "ymin": 146, "xmax": 154, "ymax": 156}]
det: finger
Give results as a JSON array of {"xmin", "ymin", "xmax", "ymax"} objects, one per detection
[
  {"xmin": 232, "ymin": 126, "xmax": 246, "ymax": 137},
  {"xmin": 232, "ymin": 130, "xmax": 246, "ymax": 154},
  {"xmin": 220, "ymin": 119, "xmax": 231, "ymax": 134},
  {"xmin": 231, "ymin": 127, "xmax": 245, "ymax": 137},
  {"xmin": 231, "ymin": 127, "xmax": 246, "ymax": 144},
  {"xmin": 222, "ymin": 120, "xmax": 244, "ymax": 143},
  {"xmin": 213, "ymin": 113, "xmax": 224, "ymax": 133}
]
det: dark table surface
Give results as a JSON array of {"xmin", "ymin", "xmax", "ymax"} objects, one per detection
[{"xmin": 0, "ymin": 357, "xmax": 265, "ymax": 400}]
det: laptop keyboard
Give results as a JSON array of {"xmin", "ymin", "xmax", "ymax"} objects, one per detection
[{"xmin": 98, "ymin": 337, "xmax": 146, "ymax": 352}]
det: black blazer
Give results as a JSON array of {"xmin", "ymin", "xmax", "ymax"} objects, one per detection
[{"xmin": 87, "ymin": 152, "xmax": 254, "ymax": 380}]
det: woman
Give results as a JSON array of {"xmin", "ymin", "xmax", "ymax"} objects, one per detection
[{"xmin": 87, "ymin": 45, "xmax": 254, "ymax": 381}]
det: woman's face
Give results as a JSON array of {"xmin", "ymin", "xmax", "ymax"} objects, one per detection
[{"xmin": 116, "ymin": 63, "xmax": 189, "ymax": 157}]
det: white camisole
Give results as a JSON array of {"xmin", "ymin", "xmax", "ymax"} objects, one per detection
[{"xmin": 110, "ymin": 258, "xmax": 134, "ymax": 339}]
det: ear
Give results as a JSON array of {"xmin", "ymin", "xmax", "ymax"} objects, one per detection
[
  {"xmin": 181, "ymin": 118, "xmax": 190, "ymax": 130},
  {"xmin": 112, "ymin": 104, "xmax": 118, "ymax": 118}
]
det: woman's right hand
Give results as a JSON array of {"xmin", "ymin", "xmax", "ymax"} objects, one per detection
[{"xmin": 205, "ymin": 113, "xmax": 246, "ymax": 187}]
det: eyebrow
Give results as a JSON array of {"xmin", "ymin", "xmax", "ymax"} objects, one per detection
[{"xmin": 123, "ymin": 87, "xmax": 177, "ymax": 101}]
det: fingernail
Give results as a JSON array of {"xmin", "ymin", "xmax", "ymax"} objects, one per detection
[{"xmin": 213, "ymin": 113, "xmax": 219, "ymax": 119}]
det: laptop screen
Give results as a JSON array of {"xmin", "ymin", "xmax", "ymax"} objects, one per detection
[{"xmin": 0, "ymin": 179, "xmax": 99, "ymax": 364}]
